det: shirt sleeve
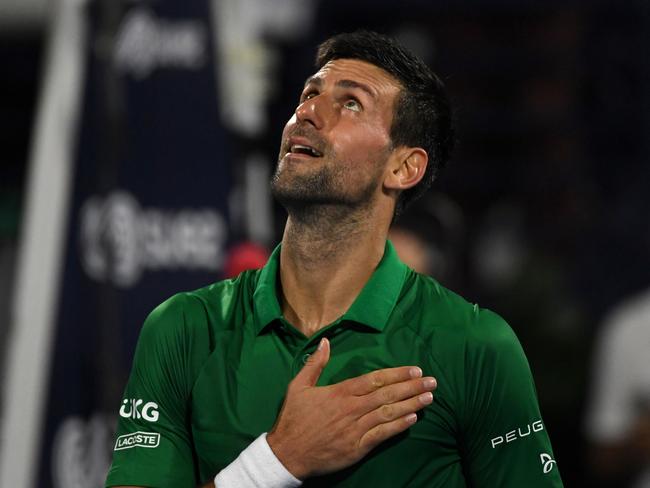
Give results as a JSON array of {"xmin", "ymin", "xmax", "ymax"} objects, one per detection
[
  {"xmin": 459, "ymin": 309, "xmax": 564, "ymax": 487},
  {"xmin": 105, "ymin": 293, "xmax": 208, "ymax": 488}
]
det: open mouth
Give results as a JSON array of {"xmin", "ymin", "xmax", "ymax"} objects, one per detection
[{"xmin": 288, "ymin": 144, "xmax": 323, "ymax": 158}]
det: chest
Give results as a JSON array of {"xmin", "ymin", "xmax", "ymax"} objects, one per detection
[{"xmin": 189, "ymin": 326, "xmax": 463, "ymax": 486}]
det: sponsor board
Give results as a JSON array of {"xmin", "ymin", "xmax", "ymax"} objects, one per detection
[
  {"xmin": 115, "ymin": 7, "xmax": 207, "ymax": 79},
  {"xmin": 80, "ymin": 191, "xmax": 226, "ymax": 288},
  {"xmin": 51, "ymin": 414, "xmax": 114, "ymax": 488}
]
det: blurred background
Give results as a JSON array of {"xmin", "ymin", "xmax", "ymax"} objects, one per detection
[{"xmin": 0, "ymin": 0, "xmax": 649, "ymax": 486}]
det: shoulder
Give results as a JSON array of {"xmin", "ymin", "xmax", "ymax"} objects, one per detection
[
  {"xmin": 138, "ymin": 269, "xmax": 261, "ymax": 351},
  {"xmin": 403, "ymin": 274, "xmax": 534, "ymax": 428},
  {"xmin": 404, "ymin": 271, "xmax": 519, "ymax": 354}
]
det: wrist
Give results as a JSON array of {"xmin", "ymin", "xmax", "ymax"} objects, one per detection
[
  {"xmin": 267, "ymin": 431, "xmax": 309, "ymax": 481},
  {"xmin": 214, "ymin": 433, "xmax": 302, "ymax": 488}
]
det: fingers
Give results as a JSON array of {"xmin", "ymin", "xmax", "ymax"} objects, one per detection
[
  {"xmin": 359, "ymin": 387, "xmax": 434, "ymax": 432},
  {"xmin": 354, "ymin": 373, "xmax": 437, "ymax": 453},
  {"xmin": 343, "ymin": 366, "xmax": 424, "ymax": 396},
  {"xmin": 358, "ymin": 412, "xmax": 419, "ymax": 453},
  {"xmin": 366, "ymin": 376, "xmax": 437, "ymax": 410},
  {"xmin": 358, "ymin": 385, "xmax": 436, "ymax": 451},
  {"xmin": 292, "ymin": 338, "xmax": 330, "ymax": 388}
]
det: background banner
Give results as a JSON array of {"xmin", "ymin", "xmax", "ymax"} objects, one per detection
[{"xmin": 37, "ymin": 1, "xmax": 231, "ymax": 486}]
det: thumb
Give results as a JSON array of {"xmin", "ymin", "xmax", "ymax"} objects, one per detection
[{"xmin": 294, "ymin": 337, "xmax": 330, "ymax": 388}]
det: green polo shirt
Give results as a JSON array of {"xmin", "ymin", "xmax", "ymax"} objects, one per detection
[{"xmin": 106, "ymin": 241, "xmax": 563, "ymax": 487}]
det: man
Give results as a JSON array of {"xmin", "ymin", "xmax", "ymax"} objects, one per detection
[
  {"xmin": 106, "ymin": 31, "xmax": 563, "ymax": 487},
  {"xmin": 585, "ymin": 288, "xmax": 650, "ymax": 487}
]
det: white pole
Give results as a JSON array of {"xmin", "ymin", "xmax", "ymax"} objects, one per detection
[{"xmin": 0, "ymin": 0, "xmax": 87, "ymax": 486}]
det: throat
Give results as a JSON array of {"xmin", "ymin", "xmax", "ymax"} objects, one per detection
[
  {"xmin": 278, "ymin": 215, "xmax": 386, "ymax": 336},
  {"xmin": 283, "ymin": 207, "xmax": 368, "ymax": 268}
]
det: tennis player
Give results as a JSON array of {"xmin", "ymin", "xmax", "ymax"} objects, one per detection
[{"xmin": 106, "ymin": 30, "xmax": 563, "ymax": 487}]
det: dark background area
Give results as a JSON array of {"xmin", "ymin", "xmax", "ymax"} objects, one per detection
[{"xmin": 1, "ymin": 1, "xmax": 649, "ymax": 485}]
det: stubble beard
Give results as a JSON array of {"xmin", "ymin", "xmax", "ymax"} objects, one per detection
[{"xmin": 270, "ymin": 152, "xmax": 382, "ymax": 228}]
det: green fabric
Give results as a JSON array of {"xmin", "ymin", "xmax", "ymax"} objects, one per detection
[{"xmin": 106, "ymin": 241, "xmax": 563, "ymax": 487}]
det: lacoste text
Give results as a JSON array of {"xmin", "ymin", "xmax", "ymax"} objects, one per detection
[{"xmin": 114, "ymin": 431, "xmax": 160, "ymax": 450}]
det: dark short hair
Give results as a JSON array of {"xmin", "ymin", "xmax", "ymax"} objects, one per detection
[{"xmin": 316, "ymin": 30, "xmax": 455, "ymax": 217}]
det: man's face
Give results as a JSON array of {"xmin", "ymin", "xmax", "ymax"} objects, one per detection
[{"xmin": 271, "ymin": 58, "xmax": 402, "ymax": 210}]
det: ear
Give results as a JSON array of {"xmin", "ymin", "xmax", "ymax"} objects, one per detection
[{"xmin": 384, "ymin": 147, "xmax": 428, "ymax": 191}]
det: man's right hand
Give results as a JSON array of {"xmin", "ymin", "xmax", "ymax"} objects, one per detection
[{"xmin": 267, "ymin": 337, "xmax": 437, "ymax": 481}]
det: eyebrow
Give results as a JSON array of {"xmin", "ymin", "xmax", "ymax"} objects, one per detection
[{"xmin": 303, "ymin": 75, "xmax": 377, "ymax": 99}]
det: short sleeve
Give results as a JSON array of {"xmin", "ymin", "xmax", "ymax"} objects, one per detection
[
  {"xmin": 106, "ymin": 293, "xmax": 207, "ymax": 488},
  {"xmin": 460, "ymin": 310, "xmax": 564, "ymax": 487}
]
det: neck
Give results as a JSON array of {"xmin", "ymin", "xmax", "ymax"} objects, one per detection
[{"xmin": 279, "ymin": 204, "xmax": 388, "ymax": 337}]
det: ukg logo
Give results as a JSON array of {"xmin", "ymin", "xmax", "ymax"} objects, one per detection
[{"xmin": 119, "ymin": 399, "xmax": 160, "ymax": 422}]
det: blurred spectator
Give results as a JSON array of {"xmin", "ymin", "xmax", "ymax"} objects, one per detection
[
  {"xmin": 585, "ymin": 288, "xmax": 650, "ymax": 487},
  {"xmin": 222, "ymin": 241, "xmax": 270, "ymax": 279},
  {"xmin": 389, "ymin": 225, "xmax": 434, "ymax": 275},
  {"xmin": 388, "ymin": 193, "xmax": 464, "ymax": 285}
]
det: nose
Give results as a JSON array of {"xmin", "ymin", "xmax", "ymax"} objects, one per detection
[{"xmin": 295, "ymin": 95, "xmax": 325, "ymax": 130}]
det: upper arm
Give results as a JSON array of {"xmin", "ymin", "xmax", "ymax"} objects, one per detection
[
  {"xmin": 105, "ymin": 294, "xmax": 208, "ymax": 488},
  {"xmin": 460, "ymin": 310, "xmax": 564, "ymax": 487}
]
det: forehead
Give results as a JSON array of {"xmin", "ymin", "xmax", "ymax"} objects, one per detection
[{"xmin": 307, "ymin": 58, "xmax": 402, "ymax": 100}]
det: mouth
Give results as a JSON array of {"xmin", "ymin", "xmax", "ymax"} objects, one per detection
[
  {"xmin": 284, "ymin": 132, "xmax": 326, "ymax": 159},
  {"xmin": 287, "ymin": 144, "xmax": 323, "ymax": 158}
]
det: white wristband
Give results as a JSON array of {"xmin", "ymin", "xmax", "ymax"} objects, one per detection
[{"xmin": 214, "ymin": 432, "xmax": 303, "ymax": 488}]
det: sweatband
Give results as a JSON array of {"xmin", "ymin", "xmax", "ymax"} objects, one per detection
[{"xmin": 213, "ymin": 432, "xmax": 303, "ymax": 487}]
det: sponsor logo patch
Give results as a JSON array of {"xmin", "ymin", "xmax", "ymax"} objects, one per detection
[
  {"xmin": 540, "ymin": 453, "xmax": 556, "ymax": 473},
  {"xmin": 114, "ymin": 431, "xmax": 160, "ymax": 451},
  {"xmin": 119, "ymin": 398, "xmax": 160, "ymax": 422},
  {"xmin": 490, "ymin": 419, "xmax": 544, "ymax": 449}
]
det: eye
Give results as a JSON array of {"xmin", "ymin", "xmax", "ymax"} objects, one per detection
[
  {"xmin": 300, "ymin": 90, "xmax": 318, "ymax": 103},
  {"xmin": 343, "ymin": 98, "xmax": 362, "ymax": 112}
]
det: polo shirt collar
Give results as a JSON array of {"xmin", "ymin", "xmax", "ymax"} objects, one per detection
[{"xmin": 252, "ymin": 240, "xmax": 407, "ymax": 335}]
